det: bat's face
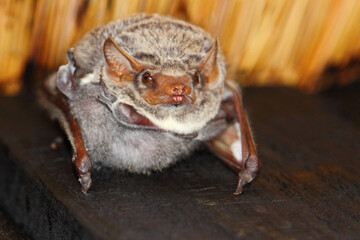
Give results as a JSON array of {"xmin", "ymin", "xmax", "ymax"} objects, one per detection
[
  {"xmin": 100, "ymin": 38, "xmax": 225, "ymax": 135},
  {"xmin": 134, "ymin": 70, "xmax": 196, "ymax": 106}
]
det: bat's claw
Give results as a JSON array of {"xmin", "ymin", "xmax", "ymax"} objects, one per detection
[
  {"xmin": 233, "ymin": 173, "xmax": 254, "ymax": 195},
  {"xmin": 233, "ymin": 155, "xmax": 260, "ymax": 195},
  {"xmin": 73, "ymin": 153, "xmax": 93, "ymax": 194},
  {"xmin": 79, "ymin": 172, "xmax": 92, "ymax": 194},
  {"xmin": 234, "ymin": 178, "xmax": 245, "ymax": 195}
]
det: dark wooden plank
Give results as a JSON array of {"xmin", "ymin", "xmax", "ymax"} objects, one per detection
[
  {"xmin": 0, "ymin": 83, "xmax": 359, "ymax": 240},
  {"xmin": 0, "ymin": 210, "xmax": 28, "ymax": 240},
  {"xmin": 320, "ymin": 84, "xmax": 360, "ymax": 129}
]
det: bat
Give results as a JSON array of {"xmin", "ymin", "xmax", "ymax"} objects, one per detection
[{"xmin": 39, "ymin": 14, "xmax": 260, "ymax": 195}]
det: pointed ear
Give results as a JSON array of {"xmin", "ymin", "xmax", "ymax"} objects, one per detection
[
  {"xmin": 56, "ymin": 48, "xmax": 76, "ymax": 99},
  {"xmin": 197, "ymin": 39, "xmax": 219, "ymax": 83},
  {"xmin": 103, "ymin": 38, "xmax": 144, "ymax": 76}
]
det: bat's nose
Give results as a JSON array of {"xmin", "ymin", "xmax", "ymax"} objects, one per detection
[
  {"xmin": 168, "ymin": 84, "xmax": 191, "ymax": 95},
  {"xmin": 164, "ymin": 83, "xmax": 192, "ymax": 104}
]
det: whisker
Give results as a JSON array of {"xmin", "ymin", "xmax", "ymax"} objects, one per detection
[{"xmin": 184, "ymin": 94, "xmax": 196, "ymax": 104}]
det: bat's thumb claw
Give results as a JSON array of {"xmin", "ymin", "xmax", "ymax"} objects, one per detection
[
  {"xmin": 234, "ymin": 155, "xmax": 261, "ymax": 195},
  {"xmin": 79, "ymin": 172, "xmax": 92, "ymax": 194},
  {"xmin": 233, "ymin": 169, "xmax": 256, "ymax": 195},
  {"xmin": 233, "ymin": 179, "xmax": 244, "ymax": 195}
]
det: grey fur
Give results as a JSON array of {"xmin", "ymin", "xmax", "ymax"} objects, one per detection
[
  {"xmin": 73, "ymin": 14, "xmax": 225, "ymax": 74},
  {"xmin": 43, "ymin": 14, "xmax": 228, "ymax": 173},
  {"xmin": 69, "ymin": 82, "xmax": 226, "ymax": 172}
]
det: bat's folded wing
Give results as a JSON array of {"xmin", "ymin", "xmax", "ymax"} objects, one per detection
[{"xmin": 207, "ymin": 80, "xmax": 261, "ymax": 195}]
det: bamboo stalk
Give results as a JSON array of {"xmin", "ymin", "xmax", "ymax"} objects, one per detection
[
  {"xmin": 0, "ymin": 0, "xmax": 33, "ymax": 95},
  {"xmin": 1, "ymin": 0, "xmax": 360, "ymax": 95}
]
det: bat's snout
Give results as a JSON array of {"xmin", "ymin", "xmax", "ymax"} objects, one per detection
[
  {"xmin": 143, "ymin": 74, "xmax": 196, "ymax": 105},
  {"xmin": 167, "ymin": 83, "xmax": 192, "ymax": 104}
]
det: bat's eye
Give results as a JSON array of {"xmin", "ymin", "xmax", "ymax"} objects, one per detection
[
  {"xmin": 142, "ymin": 72, "xmax": 154, "ymax": 85},
  {"xmin": 193, "ymin": 71, "xmax": 200, "ymax": 86}
]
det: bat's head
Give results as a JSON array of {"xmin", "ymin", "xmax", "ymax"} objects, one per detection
[{"xmin": 101, "ymin": 37, "xmax": 226, "ymax": 135}]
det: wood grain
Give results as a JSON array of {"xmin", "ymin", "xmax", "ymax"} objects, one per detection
[{"xmin": 0, "ymin": 83, "xmax": 359, "ymax": 239}]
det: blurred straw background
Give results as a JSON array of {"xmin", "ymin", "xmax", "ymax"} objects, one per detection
[{"xmin": 1, "ymin": 0, "xmax": 360, "ymax": 95}]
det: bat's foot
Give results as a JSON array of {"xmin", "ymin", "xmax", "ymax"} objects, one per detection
[
  {"xmin": 233, "ymin": 172, "xmax": 255, "ymax": 195},
  {"xmin": 233, "ymin": 155, "xmax": 260, "ymax": 195},
  {"xmin": 73, "ymin": 153, "xmax": 92, "ymax": 194},
  {"xmin": 79, "ymin": 172, "xmax": 92, "ymax": 194}
]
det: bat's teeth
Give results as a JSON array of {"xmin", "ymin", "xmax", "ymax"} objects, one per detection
[{"xmin": 172, "ymin": 95, "xmax": 184, "ymax": 103}]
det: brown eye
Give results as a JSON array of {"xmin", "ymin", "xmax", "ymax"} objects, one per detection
[
  {"xmin": 142, "ymin": 72, "xmax": 153, "ymax": 85},
  {"xmin": 193, "ymin": 71, "xmax": 200, "ymax": 86}
]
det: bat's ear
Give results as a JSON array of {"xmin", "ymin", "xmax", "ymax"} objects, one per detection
[
  {"xmin": 103, "ymin": 38, "xmax": 144, "ymax": 76},
  {"xmin": 56, "ymin": 48, "xmax": 76, "ymax": 99},
  {"xmin": 197, "ymin": 39, "xmax": 219, "ymax": 85}
]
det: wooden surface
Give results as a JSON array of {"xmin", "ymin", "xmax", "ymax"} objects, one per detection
[
  {"xmin": 0, "ymin": 83, "xmax": 359, "ymax": 240},
  {"xmin": 0, "ymin": 210, "xmax": 27, "ymax": 240}
]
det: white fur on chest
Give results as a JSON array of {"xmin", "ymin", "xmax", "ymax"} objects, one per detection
[
  {"xmin": 80, "ymin": 73, "xmax": 97, "ymax": 85},
  {"xmin": 143, "ymin": 113, "xmax": 207, "ymax": 134}
]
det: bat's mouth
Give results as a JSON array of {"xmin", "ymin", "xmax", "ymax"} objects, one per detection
[
  {"xmin": 171, "ymin": 95, "xmax": 184, "ymax": 103},
  {"xmin": 144, "ymin": 93, "xmax": 196, "ymax": 105}
]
